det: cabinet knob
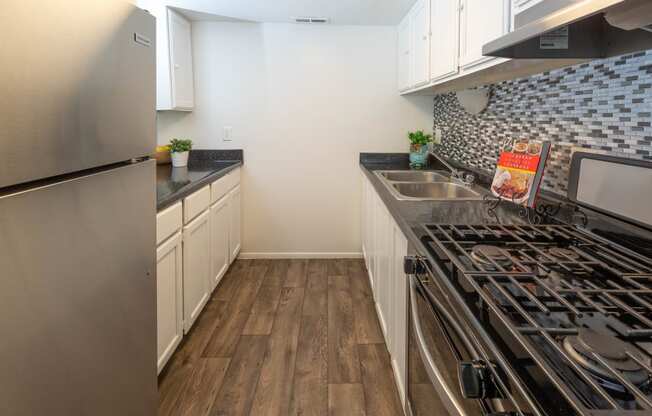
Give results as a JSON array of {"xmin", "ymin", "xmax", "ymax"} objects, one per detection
[{"xmin": 174, "ymin": 64, "xmax": 181, "ymax": 69}]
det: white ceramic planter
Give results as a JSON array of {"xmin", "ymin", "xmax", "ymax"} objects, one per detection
[{"xmin": 171, "ymin": 151, "xmax": 189, "ymax": 168}]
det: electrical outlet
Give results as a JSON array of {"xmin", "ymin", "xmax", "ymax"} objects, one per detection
[
  {"xmin": 223, "ymin": 126, "xmax": 233, "ymax": 142},
  {"xmin": 433, "ymin": 127, "xmax": 442, "ymax": 145}
]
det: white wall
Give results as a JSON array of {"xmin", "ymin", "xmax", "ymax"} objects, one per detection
[{"xmin": 158, "ymin": 22, "xmax": 432, "ymax": 257}]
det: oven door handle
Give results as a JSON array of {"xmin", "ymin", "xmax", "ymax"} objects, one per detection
[{"xmin": 410, "ymin": 274, "xmax": 469, "ymax": 416}]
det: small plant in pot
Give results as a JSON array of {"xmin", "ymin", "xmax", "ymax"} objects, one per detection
[
  {"xmin": 408, "ymin": 130, "xmax": 432, "ymax": 169},
  {"xmin": 169, "ymin": 138, "xmax": 193, "ymax": 168}
]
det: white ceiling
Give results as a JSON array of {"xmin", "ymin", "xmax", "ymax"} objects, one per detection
[{"xmin": 168, "ymin": 0, "xmax": 418, "ymax": 25}]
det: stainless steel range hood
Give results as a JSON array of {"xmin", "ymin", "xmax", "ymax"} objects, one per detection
[{"xmin": 483, "ymin": 0, "xmax": 652, "ymax": 59}]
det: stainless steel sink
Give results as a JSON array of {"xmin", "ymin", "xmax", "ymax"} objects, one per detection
[
  {"xmin": 378, "ymin": 170, "xmax": 450, "ymax": 182},
  {"xmin": 390, "ymin": 182, "xmax": 481, "ymax": 200},
  {"xmin": 374, "ymin": 170, "xmax": 483, "ymax": 201}
]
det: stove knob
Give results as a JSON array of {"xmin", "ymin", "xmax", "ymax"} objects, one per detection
[
  {"xmin": 459, "ymin": 361, "xmax": 498, "ymax": 399},
  {"xmin": 404, "ymin": 256, "xmax": 426, "ymax": 275}
]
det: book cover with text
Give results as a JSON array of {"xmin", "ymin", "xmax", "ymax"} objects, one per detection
[{"xmin": 491, "ymin": 139, "xmax": 551, "ymax": 208}]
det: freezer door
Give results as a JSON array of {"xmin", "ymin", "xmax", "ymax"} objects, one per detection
[
  {"xmin": 0, "ymin": 160, "xmax": 157, "ymax": 416},
  {"xmin": 0, "ymin": 1, "xmax": 156, "ymax": 188}
]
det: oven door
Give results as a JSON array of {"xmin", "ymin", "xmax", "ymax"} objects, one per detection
[{"xmin": 408, "ymin": 271, "xmax": 495, "ymax": 416}]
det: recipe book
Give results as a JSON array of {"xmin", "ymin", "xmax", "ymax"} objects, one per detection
[{"xmin": 490, "ymin": 138, "xmax": 551, "ymax": 208}]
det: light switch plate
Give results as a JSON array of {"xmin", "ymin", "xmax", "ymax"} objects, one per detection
[{"xmin": 223, "ymin": 126, "xmax": 233, "ymax": 142}]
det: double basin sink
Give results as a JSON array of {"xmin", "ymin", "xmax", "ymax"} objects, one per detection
[{"xmin": 375, "ymin": 170, "xmax": 482, "ymax": 201}]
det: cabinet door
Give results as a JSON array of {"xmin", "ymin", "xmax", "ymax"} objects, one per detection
[
  {"xmin": 156, "ymin": 232, "xmax": 183, "ymax": 374},
  {"xmin": 229, "ymin": 185, "xmax": 242, "ymax": 262},
  {"xmin": 168, "ymin": 9, "xmax": 194, "ymax": 110},
  {"xmin": 391, "ymin": 224, "xmax": 408, "ymax": 406},
  {"xmin": 210, "ymin": 196, "xmax": 230, "ymax": 291},
  {"xmin": 411, "ymin": 0, "xmax": 430, "ymax": 87},
  {"xmin": 366, "ymin": 177, "xmax": 376, "ymax": 289},
  {"xmin": 373, "ymin": 195, "xmax": 391, "ymax": 340},
  {"xmin": 182, "ymin": 210, "xmax": 210, "ymax": 333},
  {"xmin": 459, "ymin": 0, "xmax": 509, "ymax": 69},
  {"xmin": 361, "ymin": 174, "xmax": 368, "ymax": 264},
  {"xmin": 398, "ymin": 14, "xmax": 412, "ymax": 91},
  {"xmin": 430, "ymin": 0, "xmax": 460, "ymax": 81}
]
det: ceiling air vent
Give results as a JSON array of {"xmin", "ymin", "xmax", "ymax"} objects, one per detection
[{"xmin": 293, "ymin": 17, "xmax": 329, "ymax": 24}]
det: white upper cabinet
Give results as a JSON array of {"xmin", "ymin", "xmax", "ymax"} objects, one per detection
[
  {"xmin": 410, "ymin": 0, "xmax": 430, "ymax": 87},
  {"xmin": 513, "ymin": 0, "xmax": 544, "ymax": 15},
  {"xmin": 459, "ymin": 0, "xmax": 510, "ymax": 70},
  {"xmin": 398, "ymin": 15, "xmax": 412, "ymax": 91},
  {"xmin": 168, "ymin": 9, "xmax": 195, "ymax": 110},
  {"xmin": 430, "ymin": 0, "xmax": 460, "ymax": 81},
  {"xmin": 137, "ymin": 1, "xmax": 195, "ymax": 111}
]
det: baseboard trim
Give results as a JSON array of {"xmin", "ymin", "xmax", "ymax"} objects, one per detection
[{"xmin": 238, "ymin": 252, "xmax": 363, "ymax": 259}]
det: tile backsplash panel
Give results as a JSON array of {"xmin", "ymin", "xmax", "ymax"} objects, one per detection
[{"xmin": 433, "ymin": 50, "xmax": 652, "ymax": 196}]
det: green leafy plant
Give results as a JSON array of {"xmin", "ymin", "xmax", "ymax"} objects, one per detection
[
  {"xmin": 408, "ymin": 130, "xmax": 432, "ymax": 146},
  {"xmin": 169, "ymin": 138, "xmax": 193, "ymax": 153}
]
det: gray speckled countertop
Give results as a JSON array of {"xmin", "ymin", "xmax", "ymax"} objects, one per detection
[
  {"xmin": 358, "ymin": 153, "xmax": 576, "ymax": 255},
  {"xmin": 157, "ymin": 150, "xmax": 243, "ymax": 211}
]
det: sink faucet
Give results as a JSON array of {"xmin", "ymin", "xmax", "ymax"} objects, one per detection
[{"xmin": 429, "ymin": 151, "xmax": 475, "ymax": 185}]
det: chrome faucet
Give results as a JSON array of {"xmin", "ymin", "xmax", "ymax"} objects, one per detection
[{"xmin": 429, "ymin": 151, "xmax": 475, "ymax": 186}]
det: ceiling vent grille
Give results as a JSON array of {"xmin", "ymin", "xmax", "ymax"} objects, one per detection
[{"xmin": 293, "ymin": 17, "xmax": 329, "ymax": 24}]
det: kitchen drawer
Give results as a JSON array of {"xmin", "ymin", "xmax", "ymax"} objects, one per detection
[
  {"xmin": 211, "ymin": 168, "xmax": 240, "ymax": 204},
  {"xmin": 183, "ymin": 185, "xmax": 211, "ymax": 224},
  {"xmin": 157, "ymin": 202, "xmax": 183, "ymax": 246}
]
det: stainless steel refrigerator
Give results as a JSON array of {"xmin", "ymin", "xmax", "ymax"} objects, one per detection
[{"xmin": 0, "ymin": 1, "xmax": 158, "ymax": 415}]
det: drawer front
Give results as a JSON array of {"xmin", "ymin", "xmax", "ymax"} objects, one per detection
[
  {"xmin": 211, "ymin": 167, "xmax": 241, "ymax": 204},
  {"xmin": 183, "ymin": 185, "xmax": 211, "ymax": 224},
  {"xmin": 211, "ymin": 175, "xmax": 230, "ymax": 204},
  {"xmin": 157, "ymin": 202, "xmax": 182, "ymax": 245},
  {"xmin": 228, "ymin": 167, "xmax": 241, "ymax": 189}
]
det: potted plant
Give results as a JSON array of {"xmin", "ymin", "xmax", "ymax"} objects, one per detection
[
  {"xmin": 169, "ymin": 138, "xmax": 193, "ymax": 168},
  {"xmin": 408, "ymin": 130, "xmax": 432, "ymax": 169}
]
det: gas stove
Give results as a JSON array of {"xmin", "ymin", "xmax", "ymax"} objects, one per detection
[{"xmin": 418, "ymin": 222, "xmax": 652, "ymax": 415}]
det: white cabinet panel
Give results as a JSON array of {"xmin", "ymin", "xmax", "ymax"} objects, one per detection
[
  {"xmin": 513, "ymin": 0, "xmax": 543, "ymax": 14},
  {"xmin": 168, "ymin": 8, "xmax": 194, "ymax": 110},
  {"xmin": 156, "ymin": 232, "xmax": 183, "ymax": 374},
  {"xmin": 398, "ymin": 14, "xmax": 412, "ymax": 91},
  {"xmin": 430, "ymin": 0, "xmax": 460, "ymax": 81},
  {"xmin": 183, "ymin": 185, "xmax": 210, "ymax": 224},
  {"xmin": 229, "ymin": 185, "xmax": 242, "ymax": 262},
  {"xmin": 459, "ymin": 0, "xmax": 510, "ymax": 69},
  {"xmin": 156, "ymin": 202, "xmax": 182, "ymax": 245},
  {"xmin": 182, "ymin": 210, "xmax": 210, "ymax": 333},
  {"xmin": 361, "ymin": 170, "xmax": 410, "ymax": 408},
  {"xmin": 210, "ymin": 195, "xmax": 230, "ymax": 291},
  {"xmin": 411, "ymin": 0, "xmax": 430, "ymax": 87},
  {"xmin": 391, "ymin": 223, "xmax": 408, "ymax": 406}
]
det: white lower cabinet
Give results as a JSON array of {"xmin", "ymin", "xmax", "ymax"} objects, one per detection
[
  {"xmin": 156, "ymin": 231, "xmax": 183, "ymax": 374},
  {"xmin": 361, "ymin": 170, "xmax": 409, "ymax": 410},
  {"xmin": 182, "ymin": 209, "xmax": 211, "ymax": 333},
  {"xmin": 390, "ymin": 223, "xmax": 408, "ymax": 406},
  {"xmin": 229, "ymin": 184, "xmax": 242, "ymax": 262},
  {"xmin": 210, "ymin": 195, "xmax": 230, "ymax": 291},
  {"xmin": 155, "ymin": 167, "xmax": 242, "ymax": 371}
]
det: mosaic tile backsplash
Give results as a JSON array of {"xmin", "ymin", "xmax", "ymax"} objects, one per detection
[{"xmin": 433, "ymin": 49, "xmax": 652, "ymax": 196}]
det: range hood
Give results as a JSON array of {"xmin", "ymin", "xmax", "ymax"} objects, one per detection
[{"xmin": 484, "ymin": 0, "xmax": 652, "ymax": 59}]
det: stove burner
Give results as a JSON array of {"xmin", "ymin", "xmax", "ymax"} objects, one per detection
[
  {"xmin": 563, "ymin": 329, "xmax": 650, "ymax": 390},
  {"xmin": 548, "ymin": 247, "xmax": 581, "ymax": 261},
  {"xmin": 470, "ymin": 245, "xmax": 513, "ymax": 268}
]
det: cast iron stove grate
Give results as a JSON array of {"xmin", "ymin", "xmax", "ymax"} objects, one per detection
[{"xmin": 420, "ymin": 223, "xmax": 652, "ymax": 415}]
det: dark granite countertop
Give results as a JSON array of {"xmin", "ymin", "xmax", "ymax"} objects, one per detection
[
  {"xmin": 157, "ymin": 150, "xmax": 243, "ymax": 211},
  {"xmin": 359, "ymin": 153, "xmax": 576, "ymax": 255}
]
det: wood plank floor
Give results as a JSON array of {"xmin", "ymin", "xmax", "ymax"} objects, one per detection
[{"xmin": 158, "ymin": 259, "xmax": 403, "ymax": 416}]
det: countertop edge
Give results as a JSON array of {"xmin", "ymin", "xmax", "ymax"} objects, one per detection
[{"xmin": 157, "ymin": 161, "xmax": 242, "ymax": 211}]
